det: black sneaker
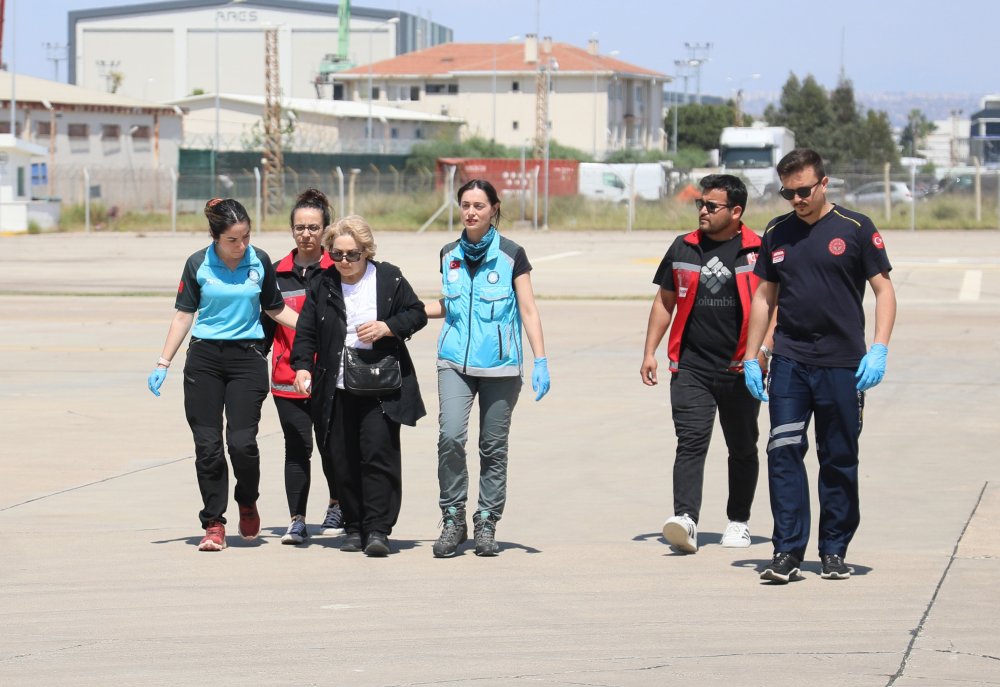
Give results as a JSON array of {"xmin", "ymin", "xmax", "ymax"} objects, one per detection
[
  {"xmin": 364, "ymin": 532, "xmax": 390, "ymax": 558},
  {"xmin": 340, "ymin": 530, "xmax": 363, "ymax": 553},
  {"xmin": 760, "ymin": 552, "xmax": 801, "ymax": 584},
  {"xmin": 473, "ymin": 510, "xmax": 499, "ymax": 557},
  {"xmin": 432, "ymin": 506, "xmax": 467, "ymax": 558},
  {"xmin": 820, "ymin": 553, "xmax": 852, "ymax": 580}
]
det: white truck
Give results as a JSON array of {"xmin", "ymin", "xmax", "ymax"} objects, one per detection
[
  {"xmin": 578, "ymin": 162, "xmax": 668, "ymax": 202},
  {"xmin": 719, "ymin": 125, "xmax": 795, "ymax": 198}
]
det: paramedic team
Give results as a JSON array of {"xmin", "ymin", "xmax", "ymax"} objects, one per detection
[{"xmin": 151, "ymin": 153, "xmax": 894, "ymax": 576}]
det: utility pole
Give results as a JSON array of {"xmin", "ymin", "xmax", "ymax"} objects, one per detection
[
  {"xmin": 44, "ymin": 42, "xmax": 67, "ymax": 81},
  {"xmin": 683, "ymin": 42, "xmax": 712, "ymax": 104},
  {"xmin": 262, "ymin": 28, "xmax": 283, "ymax": 219}
]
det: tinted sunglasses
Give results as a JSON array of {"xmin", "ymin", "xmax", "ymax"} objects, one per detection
[
  {"xmin": 694, "ymin": 199, "xmax": 731, "ymax": 214},
  {"xmin": 778, "ymin": 180, "xmax": 821, "ymax": 200},
  {"xmin": 331, "ymin": 250, "xmax": 363, "ymax": 263}
]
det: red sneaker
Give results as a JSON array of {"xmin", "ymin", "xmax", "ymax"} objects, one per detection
[
  {"xmin": 238, "ymin": 503, "xmax": 261, "ymax": 540},
  {"xmin": 198, "ymin": 521, "xmax": 227, "ymax": 551}
]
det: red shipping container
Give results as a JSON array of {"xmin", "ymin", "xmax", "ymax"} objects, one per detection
[{"xmin": 436, "ymin": 158, "xmax": 580, "ymax": 198}]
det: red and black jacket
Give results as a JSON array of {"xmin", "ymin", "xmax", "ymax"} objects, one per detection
[
  {"xmin": 666, "ymin": 224, "xmax": 762, "ymax": 373},
  {"xmin": 267, "ymin": 249, "xmax": 335, "ymax": 398}
]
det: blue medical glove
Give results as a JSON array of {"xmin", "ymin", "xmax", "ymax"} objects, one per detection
[
  {"xmin": 531, "ymin": 357, "xmax": 550, "ymax": 401},
  {"xmin": 855, "ymin": 343, "xmax": 888, "ymax": 391},
  {"xmin": 743, "ymin": 359, "xmax": 768, "ymax": 402},
  {"xmin": 148, "ymin": 367, "xmax": 168, "ymax": 397}
]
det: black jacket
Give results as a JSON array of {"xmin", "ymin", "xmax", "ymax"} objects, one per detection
[{"xmin": 290, "ymin": 260, "xmax": 427, "ymax": 436}]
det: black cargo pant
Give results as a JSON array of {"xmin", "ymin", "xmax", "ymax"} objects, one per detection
[
  {"xmin": 273, "ymin": 395, "xmax": 338, "ymax": 518},
  {"xmin": 669, "ymin": 366, "xmax": 760, "ymax": 524},
  {"xmin": 184, "ymin": 338, "xmax": 269, "ymax": 528}
]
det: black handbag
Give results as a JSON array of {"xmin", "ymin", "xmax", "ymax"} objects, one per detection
[{"xmin": 343, "ymin": 346, "xmax": 402, "ymax": 396}]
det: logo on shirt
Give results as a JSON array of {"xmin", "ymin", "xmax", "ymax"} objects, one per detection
[
  {"xmin": 872, "ymin": 232, "xmax": 885, "ymax": 249},
  {"xmin": 828, "ymin": 238, "xmax": 846, "ymax": 256},
  {"xmin": 248, "ymin": 268, "xmax": 261, "ymax": 283},
  {"xmin": 487, "ymin": 270, "xmax": 500, "ymax": 284},
  {"xmin": 772, "ymin": 249, "xmax": 785, "ymax": 264},
  {"xmin": 747, "ymin": 252, "xmax": 758, "ymax": 265},
  {"xmin": 700, "ymin": 256, "xmax": 732, "ymax": 295}
]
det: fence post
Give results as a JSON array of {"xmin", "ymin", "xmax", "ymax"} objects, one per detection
[
  {"xmin": 909, "ymin": 162, "xmax": 916, "ymax": 232},
  {"xmin": 348, "ymin": 168, "xmax": 360, "ymax": 215},
  {"xmin": 168, "ymin": 166, "xmax": 178, "ymax": 233},
  {"xmin": 532, "ymin": 166, "xmax": 540, "ymax": 231},
  {"xmin": 370, "ymin": 163, "xmax": 381, "ymax": 193},
  {"xmin": 882, "ymin": 162, "xmax": 891, "ymax": 223},
  {"xmin": 84, "ymin": 167, "xmax": 91, "ymax": 233},
  {"xmin": 627, "ymin": 165, "xmax": 637, "ymax": 233},
  {"xmin": 973, "ymin": 157, "xmax": 982, "ymax": 223},
  {"xmin": 388, "ymin": 164, "xmax": 400, "ymax": 194},
  {"xmin": 253, "ymin": 167, "xmax": 262, "ymax": 231},
  {"xmin": 335, "ymin": 166, "xmax": 345, "ymax": 217}
]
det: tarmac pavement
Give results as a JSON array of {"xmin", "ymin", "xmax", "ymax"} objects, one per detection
[{"xmin": 0, "ymin": 228, "xmax": 998, "ymax": 686}]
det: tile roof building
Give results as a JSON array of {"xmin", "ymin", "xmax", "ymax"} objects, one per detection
[{"xmin": 335, "ymin": 35, "xmax": 669, "ymax": 158}]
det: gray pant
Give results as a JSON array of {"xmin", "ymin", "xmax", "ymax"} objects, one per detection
[{"xmin": 437, "ymin": 367, "xmax": 521, "ymax": 518}]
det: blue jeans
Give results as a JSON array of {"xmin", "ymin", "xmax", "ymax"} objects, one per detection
[
  {"xmin": 766, "ymin": 355, "xmax": 865, "ymax": 559},
  {"xmin": 436, "ymin": 367, "xmax": 521, "ymax": 518}
]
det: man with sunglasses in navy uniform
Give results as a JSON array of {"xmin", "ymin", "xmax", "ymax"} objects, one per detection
[
  {"xmin": 743, "ymin": 148, "xmax": 896, "ymax": 584},
  {"xmin": 642, "ymin": 174, "xmax": 772, "ymax": 555}
]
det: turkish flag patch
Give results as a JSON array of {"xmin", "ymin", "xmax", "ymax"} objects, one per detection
[
  {"xmin": 177, "ymin": 281, "xmax": 184, "ymax": 294},
  {"xmin": 449, "ymin": 259, "xmax": 461, "ymax": 270},
  {"xmin": 872, "ymin": 232, "xmax": 885, "ymax": 249}
]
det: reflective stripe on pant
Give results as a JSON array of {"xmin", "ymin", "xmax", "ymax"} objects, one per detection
[
  {"xmin": 436, "ymin": 367, "xmax": 521, "ymax": 518},
  {"xmin": 183, "ymin": 339, "xmax": 269, "ymax": 528},
  {"xmin": 766, "ymin": 355, "xmax": 865, "ymax": 559},
  {"xmin": 670, "ymin": 367, "xmax": 760, "ymax": 524}
]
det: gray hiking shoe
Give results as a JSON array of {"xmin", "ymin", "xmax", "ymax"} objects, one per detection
[
  {"xmin": 473, "ymin": 510, "xmax": 499, "ymax": 557},
  {"xmin": 432, "ymin": 506, "xmax": 467, "ymax": 558}
]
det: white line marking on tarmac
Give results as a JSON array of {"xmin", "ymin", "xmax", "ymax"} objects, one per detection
[
  {"xmin": 532, "ymin": 251, "xmax": 583, "ymax": 263},
  {"xmin": 958, "ymin": 270, "xmax": 983, "ymax": 302}
]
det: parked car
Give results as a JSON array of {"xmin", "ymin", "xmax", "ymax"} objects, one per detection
[
  {"xmin": 844, "ymin": 181, "xmax": 913, "ymax": 206},
  {"xmin": 938, "ymin": 173, "xmax": 1000, "ymax": 195}
]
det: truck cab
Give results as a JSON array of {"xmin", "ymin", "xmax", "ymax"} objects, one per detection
[{"xmin": 719, "ymin": 126, "xmax": 796, "ymax": 198}]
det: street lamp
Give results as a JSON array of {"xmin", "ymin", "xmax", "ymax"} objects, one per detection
[
  {"xmin": 368, "ymin": 17, "xmax": 400, "ymax": 153},
  {"xmin": 542, "ymin": 57, "xmax": 558, "ymax": 231},
  {"xmin": 214, "ymin": 0, "xmax": 246, "ymax": 197},
  {"xmin": 492, "ymin": 35, "xmax": 520, "ymax": 143}
]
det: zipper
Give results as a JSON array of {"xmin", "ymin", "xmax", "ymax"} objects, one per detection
[
  {"xmin": 496, "ymin": 324, "xmax": 503, "ymax": 360},
  {"xmin": 462, "ymin": 266, "xmax": 474, "ymax": 373}
]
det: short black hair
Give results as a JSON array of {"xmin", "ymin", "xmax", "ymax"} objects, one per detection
[
  {"xmin": 776, "ymin": 148, "xmax": 826, "ymax": 181},
  {"xmin": 699, "ymin": 173, "xmax": 748, "ymax": 211}
]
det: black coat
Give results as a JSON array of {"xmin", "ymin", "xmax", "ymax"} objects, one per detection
[{"xmin": 290, "ymin": 260, "xmax": 427, "ymax": 436}]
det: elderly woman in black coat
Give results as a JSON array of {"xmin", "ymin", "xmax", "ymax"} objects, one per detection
[{"xmin": 291, "ymin": 215, "xmax": 427, "ymax": 557}]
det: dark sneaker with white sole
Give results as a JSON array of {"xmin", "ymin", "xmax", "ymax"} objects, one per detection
[
  {"xmin": 760, "ymin": 552, "xmax": 801, "ymax": 584},
  {"xmin": 820, "ymin": 554, "xmax": 852, "ymax": 579},
  {"xmin": 320, "ymin": 503, "xmax": 344, "ymax": 535}
]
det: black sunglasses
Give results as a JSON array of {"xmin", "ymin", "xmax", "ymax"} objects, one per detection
[
  {"xmin": 695, "ymin": 199, "xmax": 731, "ymax": 214},
  {"xmin": 779, "ymin": 180, "xmax": 821, "ymax": 200},
  {"xmin": 331, "ymin": 250, "xmax": 363, "ymax": 263}
]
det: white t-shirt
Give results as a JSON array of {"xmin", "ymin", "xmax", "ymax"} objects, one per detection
[{"xmin": 337, "ymin": 261, "xmax": 378, "ymax": 389}]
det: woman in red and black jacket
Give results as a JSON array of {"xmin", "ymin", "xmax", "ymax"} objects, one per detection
[{"xmin": 264, "ymin": 188, "xmax": 340, "ymax": 545}]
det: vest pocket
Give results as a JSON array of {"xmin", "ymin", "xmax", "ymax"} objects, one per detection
[{"xmin": 477, "ymin": 286, "xmax": 512, "ymax": 321}]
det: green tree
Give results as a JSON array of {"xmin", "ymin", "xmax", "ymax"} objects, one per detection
[
  {"xmin": 899, "ymin": 109, "xmax": 937, "ymax": 157},
  {"xmin": 858, "ymin": 110, "xmax": 900, "ymax": 168},
  {"xmin": 664, "ymin": 101, "xmax": 743, "ymax": 151},
  {"xmin": 765, "ymin": 73, "xmax": 833, "ymax": 152},
  {"xmin": 827, "ymin": 78, "xmax": 864, "ymax": 168}
]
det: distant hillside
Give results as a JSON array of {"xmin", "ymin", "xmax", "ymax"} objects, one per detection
[{"xmin": 741, "ymin": 91, "xmax": 984, "ymax": 127}]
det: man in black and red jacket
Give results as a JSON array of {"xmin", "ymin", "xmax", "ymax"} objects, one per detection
[{"xmin": 641, "ymin": 174, "xmax": 772, "ymax": 555}]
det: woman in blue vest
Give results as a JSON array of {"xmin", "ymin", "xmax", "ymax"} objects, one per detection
[
  {"xmin": 147, "ymin": 198, "xmax": 297, "ymax": 552},
  {"xmin": 425, "ymin": 179, "xmax": 551, "ymax": 558}
]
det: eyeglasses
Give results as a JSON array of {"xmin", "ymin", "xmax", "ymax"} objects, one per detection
[
  {"xmin": 331, "ymin": 250, "xmax": 364, "ymax": 263},
  {"xmin": 695, "ymin": 199, "xmax": 731, "ymax": 214},
  {"xmin": 292, "ymin": 224, "xmax": 323, "ymax": 234},
  {"xmin": 778, "ymin": 181, "xmax": 821, "ymax": 200}
]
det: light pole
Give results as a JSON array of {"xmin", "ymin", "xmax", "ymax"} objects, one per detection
[
  {"xmin": 683, "ymin": 42, "xmax": 712, "ymax": 104},
  {"xmin": 367, "ymin": 17, "xmax": 400, "ymax": 153},
  {"xmin": 542, "ymin": 57, "xmax": 558, "ymax": 231},
  {"xmin": 214, "ymin": 0, "xmax": 246, "ymax": 197}
]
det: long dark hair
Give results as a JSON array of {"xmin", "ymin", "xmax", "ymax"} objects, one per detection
[
  {"xmin": 204, "ymin": 198, "xmax": 251, "ymax": 239},
  {"xmin": 457, "ymin": 178, "xmax": 502, "ymax": 229},
  {"xmin": 289, "ymin": 188, "xmax": 332, "ymax": 228}
]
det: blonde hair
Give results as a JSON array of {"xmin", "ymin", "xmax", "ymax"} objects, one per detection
[{"xmin": 323, "ymin": 214, "xmax": 377, "ymax": 258}]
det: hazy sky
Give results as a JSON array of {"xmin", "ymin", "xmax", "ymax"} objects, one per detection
[{"xmin": 7, "ymin": 0, "xmax": 997, "ymax": 100}]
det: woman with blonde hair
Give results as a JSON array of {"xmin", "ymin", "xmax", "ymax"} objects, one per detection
[{"xmin": 291, "ymin": 215, "xmax": 427, "ymax": 557}]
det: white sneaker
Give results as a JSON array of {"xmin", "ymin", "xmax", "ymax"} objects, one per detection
[
  {"xmin": 662, "ymin": 514, "xmax": 698, "ymax": 553},
  {"xmin": 721, "ymin": 520, "xmax": 751, "ymax": 548}
]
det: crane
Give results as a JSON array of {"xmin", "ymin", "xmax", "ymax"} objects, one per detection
[{"xmin": 314, "ymin": 1, "xmax": 352, "ymax": 97}]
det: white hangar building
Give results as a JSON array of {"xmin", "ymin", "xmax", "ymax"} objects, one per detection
[{"xmin": 68, "ymin": 0, "xmax": 453, "ymax": 103}]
